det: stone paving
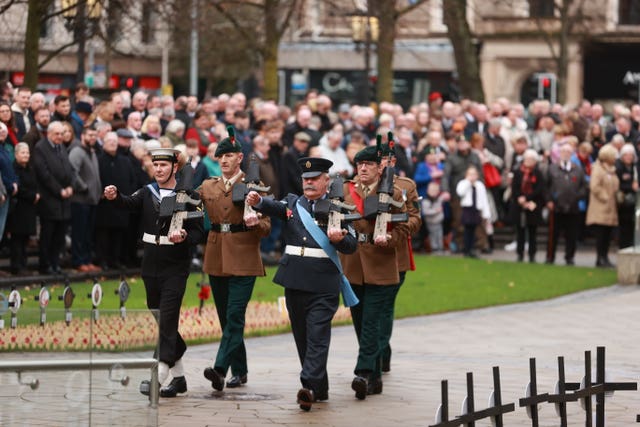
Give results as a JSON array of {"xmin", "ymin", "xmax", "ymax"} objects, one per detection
[{"xmin": 1, "ymin": 247, "xmax": 635, "ymax": 427}]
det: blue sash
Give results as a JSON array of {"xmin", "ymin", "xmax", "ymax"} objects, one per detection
[{"xmin": 295, "ymin": 199, "xmax": 359, "ymax": 307}]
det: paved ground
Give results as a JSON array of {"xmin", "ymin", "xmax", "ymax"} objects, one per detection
[{"xmin": 2, "ymin": 247, "xmax": 635, "ymax": 427}]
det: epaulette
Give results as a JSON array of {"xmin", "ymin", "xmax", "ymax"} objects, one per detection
[{"xmin": 207, "ymin": 176, "xmax": 221, "ymax": 181}]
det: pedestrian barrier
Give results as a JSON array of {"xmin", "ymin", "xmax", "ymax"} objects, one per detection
[{"xmin": 430, "ymin": 346, "xmax": 637, "ymax": 427}]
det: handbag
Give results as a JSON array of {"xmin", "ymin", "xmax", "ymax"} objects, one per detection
[{"xmin": 482, "ymin": 163, "xmax": 502, "ymax": 188}]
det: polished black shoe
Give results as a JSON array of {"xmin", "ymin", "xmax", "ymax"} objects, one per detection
[
  {"xmin": 351, "ymin": 376, "xmax": 368, "ymax": 400},
  {"xmin": 381, "ymin": 359, "xmax": 391, "ymax": 373},
  {"xmin": 367, "ymin": 377, "xmax": 383, "ymax": 395},
  {"xmin": 297, "ymin": 388, "xmax": 315, "ymax": 411},
  {"xmin": 226, "ymin": 374, "xmax": 247, "ymax": 388},
  {"xmin": 140, "ymin": 380, "xmax": 161, "ymax": 396},
  {"xmin": 204, "ymin": 367, "xmax": 225, "ymax": 391},
  {"xmin": 315, "ymin": 390, "xmax": 329, "ymax": 401},
  {"xmin": 160, "ymin": 376, "xmax": 187, "ymax": 398}
]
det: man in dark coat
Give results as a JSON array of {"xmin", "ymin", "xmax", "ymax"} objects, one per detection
[
  {"xmin": 280, "ymin": 132, "xmax": 310, "ymax": 196},
  {"xmin": 95, "ymin": 131, "xmax": 136, "ymax": 270},
  {"xmin": 23, "ymin": 107, "xmax": 50, "ymax": 152},
  {"xmin": 32, "ymin": 121, "xmax": 78, "ymax": 274},
  {"xmin": 247, "ymin": 157, "xmax": 357, "ymax": 411}
]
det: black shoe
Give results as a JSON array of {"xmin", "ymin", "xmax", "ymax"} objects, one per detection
[
  {"xmin": 367, "ymin": 377, "xmax": 383, "ymax": 395},
  {"xmin": 545, "ymin": 259, "xmax": 554, "ymax": 265},
  {"xmin": 517, "ymin": 255, "xmax": 524, "ymax": 262},
  {"xmin": 351, "ymin": 376, "xmax": 368, "ymax": 400},
  {"xmin": 529, "ymin": 256, "xmax": 536, "ymax": 263},
  {"xmin": 203, "ymin": 367, "xmax": 225, "ymax": 391},
  {"xmin": 160, "ymin": 376, "xmax": 187, "ymax": 398},
  {"xmin": 297, "ymin": 388, "xmax": 315, "ymax": 411},
  {"xmin": 603, "ymin": 258, "xmax": 615, "ymax": 268},
  {"xmin": 140, "ymin": 380, "xmax": 160, "ymax": 396},
  {"xmin": 381, "ymin": 359, "xmax": 390, "ymax": 373},
  {"xmin": 481, "ymin": 247, "xmax": 492, "ymax": 254},
  {"xmin": 566, "ymin": 259, "xmax": 575, "ymax": 266},
  {"xmin": 226, "ymin": 374, "xmax": 247, "ymax": 388},
  {"xmin": 315, "ymin": 390, "xmax": 329, "ymax": 401}
]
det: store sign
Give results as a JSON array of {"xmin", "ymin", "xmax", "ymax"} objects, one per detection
[
  {"xmin": 622, "ymin": 70, "xmax": 640, "ymax": 85},
  {"xmin": 321, "ymin": 72, "xmax": 354, "ymax": 94}
]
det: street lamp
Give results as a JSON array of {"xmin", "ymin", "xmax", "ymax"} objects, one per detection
[
  {"xmin": 349, "ymin": 10, "xmax": 379, "ymax": 106},
  {"xmin": 62, "ymin": 0, "xmax": 102, "ymax": 84}
]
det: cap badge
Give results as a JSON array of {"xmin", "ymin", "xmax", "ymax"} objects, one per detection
[{"xmin": 305, "ymin": 160, "xmax": 311, "ymax": 169}]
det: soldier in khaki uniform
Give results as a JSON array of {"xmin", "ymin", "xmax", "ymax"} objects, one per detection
[
  {"xmin": 199, "ymin": 131, "xmax": 271, "ymax": 391},
  {"xmin": 340, "ymin": 145, "xmax": 409, "ymax": 400},
  {"xmin": 379, "ymin": 140, "xmax": 422, "ymax": 373}
]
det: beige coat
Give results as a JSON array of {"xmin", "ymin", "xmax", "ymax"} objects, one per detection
[
  {"xmin": 199, "ymin": 174, "xmax": 271, "ymax": 277},
  {"xmin": 339, "ymin": 176, "xmax": 409, "ymax": 285},
  {"xmin": 586, "ymin": 160, "xmax": 619, "ymax": 226}
]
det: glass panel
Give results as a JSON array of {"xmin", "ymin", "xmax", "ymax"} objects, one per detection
[{"xmin": 0, "ymin": 309, "xmax": 159, "ymax": 427}]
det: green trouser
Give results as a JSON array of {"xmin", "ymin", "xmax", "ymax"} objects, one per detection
[
  {"xmin": 350, "ymin": 283, "xmax": 398, "ymax": 380},
  {"xmin": 379, "ymin": 271, "xmax": 406, "ymax": 367},
  {"xmin": 210, "ymin": 275, "xmax": 256, "ymax": 376}
]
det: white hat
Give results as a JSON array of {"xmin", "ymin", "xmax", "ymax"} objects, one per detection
[{"xmin": 149, "ymin": 148, "xmax": 180, "ymax": 162}]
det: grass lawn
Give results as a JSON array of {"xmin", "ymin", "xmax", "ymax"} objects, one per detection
[{"xmin": 2, "ymin": 255, "xmax": 616, "ymax": 326}]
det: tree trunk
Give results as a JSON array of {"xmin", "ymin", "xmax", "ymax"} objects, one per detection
[
  {"xmin": 262, "ymin": 1, "xmax": 280, "ymax": 101},
  {"xmin": 556, "ymin": 0, "xmax": 572, "ymax": 105},
  {"xmin": 442, "ymin": 0, "xmax": 485, "ymax": 102},
  {"xmin": 375, "ymin": 0, "xmax": 396, "ymax": 103},
  {"xmin": 24, "ymin": 0, "xmax": 50, "ymax": 90}
]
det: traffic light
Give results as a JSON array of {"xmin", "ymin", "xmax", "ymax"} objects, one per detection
[
  {"xmin": 535, "ymin": 73, "xmax": 556, "ymax": 104},
  {"xmin": 121, "ymin": 76, "xmax": 137, "ymax": 90}
]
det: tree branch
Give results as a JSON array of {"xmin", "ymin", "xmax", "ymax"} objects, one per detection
[
  {"xmin": 38, "ymin": 40, "xmax": 77, "ymax": 69},
  {"xmin": 208, "ymin": 0, "xmax": 259, "ymax": 48},
  {"xmin": 276, "ymin": 0, "xmax": 300, "ymax": 39},
  {"xmin": 396, "ymin": 0, "xmax": 429, "ymax": 18},
  {"xmin": 0, "ymin": 0, "xmax": 22, "ymax": 16}
]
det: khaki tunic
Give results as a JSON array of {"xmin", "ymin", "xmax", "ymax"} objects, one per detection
[
  {"xmin": 394, "ymin": 176, "xmax": 422, "ymax": 273},
  {"xmin": 586, "ymin": 160, "xmax": 620, "ymax": 227},
  {"xmin": 340, "ymin": 176, "xmax": 409, "ymax": 285},
  {"xmin": 199, "ymin": 173, "xmax": 271, "ymax": 277}
]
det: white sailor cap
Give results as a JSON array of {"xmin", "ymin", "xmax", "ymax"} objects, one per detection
[{"xmin": 149, "ymin": 148, "xmax": 180, "ymax": 162}]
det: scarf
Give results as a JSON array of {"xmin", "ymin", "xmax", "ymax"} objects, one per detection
[
  {"xmin": 577, "ymin": 153, "xmax": 591, "ymax": 176},
  {"xmin": 520, "ymin": 164, "xmax": 536, "ymax": 196}
]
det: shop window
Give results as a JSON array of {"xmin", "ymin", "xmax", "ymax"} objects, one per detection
[
  {"xmin": 619, "ymin": 0, "xmax": 640, "ymax": 25},
  {"xmin": 529, "ymin": 0, "xmax": 554, "ymax": 18}
]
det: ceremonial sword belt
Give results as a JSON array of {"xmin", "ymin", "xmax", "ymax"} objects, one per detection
[
  {"xmin": 284, "ymin": 245, "xmax": 329, "ymax": 258},
  {"xmin": 142, "ymin": 232, "xmax": 174, "ymax": 246},
  {"xmin": 210, "ymin": 222, "xmax": 249, "ymax": 233}
]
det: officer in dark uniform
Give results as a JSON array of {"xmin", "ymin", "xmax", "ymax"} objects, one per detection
[
  {"xmin": 104, "ymin": 148, "xmax": 204, "ymax": 398},
  {"xmin": 246, "ymin": 157, "xmax": 357, "ymax": 411}
]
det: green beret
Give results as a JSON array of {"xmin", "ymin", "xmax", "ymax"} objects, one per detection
[
  {"xmin": 215, "ymin": 126, "xmax": 242, "ymax": 157},
  {"xmin": 354, "ymin": 145, "xmax": 381, "ymax": 164}
]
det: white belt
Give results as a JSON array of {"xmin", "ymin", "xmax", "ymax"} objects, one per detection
[
  {"xmin": 142, "ymin": 232, "xmax": 174, "ymax": 246},
  {"xmin": 284, "ymin": 245, "xmax": 328, "ymax": 258}
]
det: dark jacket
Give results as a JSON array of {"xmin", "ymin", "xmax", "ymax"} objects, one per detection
[
  {"xmin": 547, "ymin": 162, "xmax": 587, "ymax": 214},
  {"xmin": 69, "ymin": 144, "xmax": 102, "ymax": 205},
  {"xmin": 96, "ymin": 151, "xmax": 136, "ymax": 228},
  {"xmin": 114, "ymin": 184, "xmax": 205, "ymax": 277},
  {"xmin": 22, "ymin": 124, "xmax": 46, "ymax": 152},
  {"xmin": 281, "ymin": 148, "xmax": 306, "ymax": 196},
  {"xmin": 256, "ymin": 194, "xmax": 357, "ymax": 295},
  {"xmin": 8, "ymin": 161, "xmax": 38, "ymax": 235},
  {"xmin": 32, "ymin": 140, "xmax": 78, "ymax": 221},
  {"xmin": 509, "ymin": 166, "xmax": 546, "ymax": 226}
]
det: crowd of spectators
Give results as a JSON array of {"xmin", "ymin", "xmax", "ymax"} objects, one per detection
[{"xmin": 0, "ymin": 79, "xmax": 636, "ymax": 276}]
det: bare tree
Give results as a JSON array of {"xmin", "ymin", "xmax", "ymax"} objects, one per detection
[
  {"xmin": 205, "ymin": 0, "xmax": 302, "ymax": 100},
  {"xmin": 442, "ymin": 0, "xmax": 484, "ymax": 102}
]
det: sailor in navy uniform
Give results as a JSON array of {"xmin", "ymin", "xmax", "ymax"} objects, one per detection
[
  {"xmin": 246, "ymin": 157, "xmax": 357, "ymax": 411},
  {"xmin": 104, "ymin": 148, "xmax": 204, "ymax": 398}
]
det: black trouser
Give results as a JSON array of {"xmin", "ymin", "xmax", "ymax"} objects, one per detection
[
  {"xmin": 95, "ymin": 227, "xmax": 125, "ymax": 269},
  {"xmin": 549, "ymin": 212, "xmax": 579, "ymax": 262},
  {"xmin": 142, "ymin": 274, "xmax": 188, "ymax": 368},
  {"xmin": 39, "ymin": 217, "xmax": 68, "ymax": 271},
  {"xmin": 10, "ymin": 233, "xmax": 29, "ymax": 273},
  {"xmin": 463, "ymin": 224, "xmax": 477, "ymax": 255},
  {"xmin": 71, "ymin": 203, "xmax": 96, "ymax": 267},
  {"xmin": 516, "ymin": 225, "xmax": 537, "ymax": 260},
  {"xmin": 285, "ymin": 287, "xmax": 338, "ymax": 395},
  {"xmin": 592, "ymin": 224, "xmax": 614, "ymax": 261},
  {"xmin": 618, "ymin": 208, "xmax": 635, "ymax": 249}
]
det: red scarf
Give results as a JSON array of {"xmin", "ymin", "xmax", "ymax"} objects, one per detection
[
  {"xmin": 520, "ymin": 164, "xmax": 536, "ymax": 195},
  {"xmin": 577, "ymin": 153, "xmax": 591, "ymax": 176}
]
